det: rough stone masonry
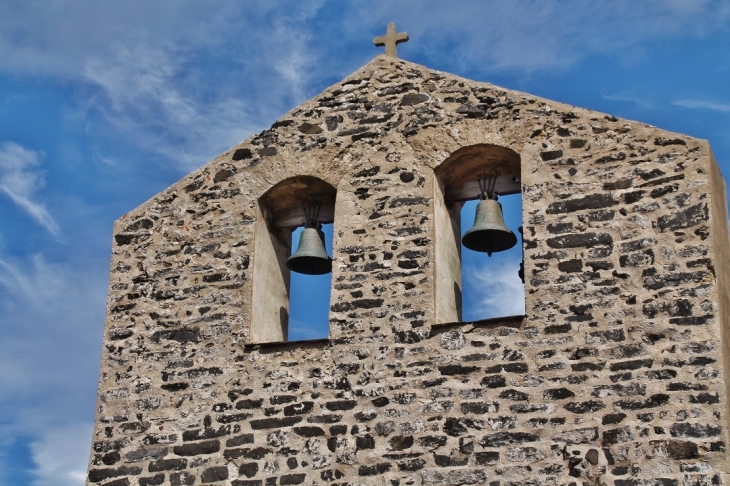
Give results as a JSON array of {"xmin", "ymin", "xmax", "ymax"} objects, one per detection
[{"xmin": 86, "ymin": 54, "xmax": 730, "ymax": 485}]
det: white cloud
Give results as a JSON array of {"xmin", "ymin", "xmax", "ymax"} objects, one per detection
[
  {"xmin": 0, "ymin": 142, "xmax": 59, "ymax": 237},
  {"xmin": 463, "ymin": 256, "xmax": 526, "ymax": 321},
  {"xmin": 30, "ymin": 424, "xmax": 93, "ymax": 486},
  {"xmin": 673, "ymin": 98, "xmax": 730, "ymax": 113},
  {"xmin": 603, "ymin": 91, "xmax": 654, "ymax": 110},
  {"xmin": 0, "ymin": 253, "xmax": 106, "ymax": 485},
  {"xmin": 352, "ymin": 0, "xmax": 730, "ymax": 73}
]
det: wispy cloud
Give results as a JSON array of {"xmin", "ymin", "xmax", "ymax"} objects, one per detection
[
  {"xmin": 355, "ymin": 0, "xmax": 730, "ymax": 73},
  {"xmin": 463, "ymin": 256, "xmax": 526, "ymax": 321},
  {"xmin": 0, "ymin": 142, "xmax": 59, "ymax": 237},
  {"xmin": 603, "ymin": 91, "xmax": 654, "ymax": 110},
  {"xmin": 673, "ymin": 98, "xmax": 730, "ymax": 113},
  {"xmin": 0, "ymin": 253, "xmax": 105, "ymax": 485},
  {"xmin": 30, "ymin": 424, "xmax": 92, "ymax": 486}
]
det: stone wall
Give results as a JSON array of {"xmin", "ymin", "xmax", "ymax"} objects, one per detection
[{"xmin": 87, "ymin": 56, "xmax": 730, "ymax": 485}]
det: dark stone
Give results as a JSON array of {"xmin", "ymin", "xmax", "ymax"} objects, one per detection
[
  {"xmin": 670, "ymin": 423, "xmax": 721, "ymax": 438},
  {"xmin": 480, "ymin": 375, "xmax": 507, "ymax": 388},
  {"xmin": 666, "ymin": 440, "xmax": 699, "ymax": 459},
  {"xmin": 139, "ymin": 475, "xmax": 165, "ymax": 486},
  {"xmin": 461, "ymin": 402, "xmax": 495, "ymax": 414},
  {"xmin": 325, "ymin": 115, "xmax": 343, "ymax": 131},
  {"xmin": 657, "ymin": 203, "xmax": 709, "ymax": 231},
  {"xmin": 236, "ymin": 398, "xmax": 264, "ymax": 409},
  {"xmin": 438, "ymin": 364, "xmax": 480, "ymax": 375},
  {"xmin": 541, "ymin": 150, "xmax": 563, "ymax": 161},
  {"xmin": 444, "ymin": 417, "xmax": 468, "ymax": 437},
  {"xmin": 284, "ymin": 401, "xmax": 314, "ymax": 416},
  {"xmin": 601, "ymin": 413, "xmax": 627, "ymax": 426},
  {"xmin": 244, "ymin": 447, "xmax": 272, "ymax": 460},
  {"xmin": 249, "ymin": 417, "xmax": 302, "ymax": 429},
  {"xmin": 238, "ymin": 463, "xmax": 258, "ymax": 478},
  {"xmin": 545, "ymin": 324, "xmax": 572, "ymax": 334},
  {"xmin": 648, "ymin": 369, "xmax": 678, "ymax": 380},
  {"xmin": 170, "ymin": 472, "xmax": 195, "ymax": 486},
  {"xmin": 293, "ymin": 426, "xmax": 325, "ymax": 437},
  {"xmin": 182, "ymin": 425, "xmax": 230, "ymax": 441},
  {"xmin": 151, "ymin": 328, "xmax": 199, "ymax": 344},
  {"xmin": 565, "ymin": 400, "xmax": 605, "ymax": 414},
  {"xmin": 558, "ymin": 259, "xmax": 582, "ymax": 273},
  {"xmin": 201, "ymin": 466, "xmax": 228, "ymax": 482},
  {"xmin": 372, "ymin": 397, "xmax": 390, "ymax": 407},
  {"xmin": 544, "ymin": 388, "xmax": 575, "ymax": 400},
  {"xmin": 88, "ymin": 466, "xmax": 142, "ymax": 482},
  {"xmin": 148, "ymin": 458, "xmax": 187, "ymax": 473},
  {"xmin": 389, "ymin": 435, "xmax": 413, "ymax": 450},
  {"xmin": 610, "ymin": 359, "xmax": 653, "ymax": 371},
  {"xmin": 456, "ymin": 103, "xmax": 486, "ymax": 118},
  {"xmin": 258, "ymin": 147, "xmax": 277, "ymax": 157},
  {"xmin": 358, "ymin": 463, "xmax": 392, "ymax": 476},
  {"xmin": 354, "ymin": 411, "xmax": 377, "ymax": 422},
  {"xmin": 654, "ymin": 137, "xmax": 686, "ymax": 146},
  {"xmin": 603, "ymin": 179, "xmax": 633, "ymax": 190},
  {"xmin": 400, "ymin": 93, "xmax": 429, "ymax": 106},
  {"xmin": 474, "ymin": 451, "xmax": 500, "ymax": 465},
  {"xmin": 172, "ymin": 440, "xmax": 219, "ymax": 456},
  {"xmin": 570, "ymin": 362, "xmax": 605, "ymax": 372},
  {"xmin": 298, "ymin": 122, "xmax": 322, "ymax": 134},
  {"xmin": 499, "ymin": 389, "xmax": 529, "ymax": 401},
  {"xmin": 161, "ymin": 382, "xmax": 189, "ymax": 392},
  {"xmin": 232, "ymin": 148, "xmax": 253, "ymax": 160},
  {"xmin": 397, "ymin": 458, "xmax": 426, "ymax": 471},
  {"xmin": 307, "ymin": 414, "xmax": 342, "ymax": 424},
  {"xmin": 330, "ymin": 299, "xmax": 384, "ymax": 312},
  {"xmin": 216, "ymin": 412, "xmax": 253, "ymax": 424},
  {"xmin": 690, "ymin": 391, "xmax": 719, "ymax": 403},
  {"xmin": 356, "ymin": 435, "xmax": 376, "ymax": 450},
  {"xmin": 269, "ymin": 395, "xmax": 297, "ymax": 405},
  {"xmin": 547, "ymin": 233, "xmax": 613, "ymax": 249},
  {"xmin": 480, "ymin": 432, "xmax": 539, "ymax": 447},
  {"xmin": 325, "ymin": 400, "xmax": 357, "ymax": 411},
  {"xmin": 213, "ymin": 169, "xmax": 235, "ymax": 183},
  {"xmin": 280, "ymin": 474, "xmax": 307, "ymax": 485},
  {"xmin": 547, "ymin": 194, "xmax": 616, "ymax": 214},
  {"xmin": 614, "ymin": 394, "xmax": 669, "ymax": 410},
  {"xmin": 416, "ymin": 435, "xmax": 448, "ymax": 449},
  {"xmin": 602, "ymin": 426, "xmax": 635, "ymax": 445},
  {"xmin": 595, "ymin": 152, "xmax": 626, "ymax": 164},
  {"xmin": 226, "ymin": 434, "xmax": 254, "ymax": 447}
]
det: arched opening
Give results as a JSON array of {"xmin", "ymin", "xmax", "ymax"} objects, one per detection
[
  {"xmin": 251, "ymin": 176, "xmax": 335, "ymax": 343},
  {"xmin": 434, "ymin": 144, "xmax": 525, "ymax": 323}
]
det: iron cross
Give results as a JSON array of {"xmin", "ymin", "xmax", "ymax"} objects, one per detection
[{"xmin": 373, "ymin": 23, "xmax": 409, "ymax": 58}]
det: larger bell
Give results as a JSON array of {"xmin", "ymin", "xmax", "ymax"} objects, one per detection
[
  {"xmin": 286, "ymin": 225, "xmax": 333, "ymax": 275},
  {"xmin": 462, "ymin": 198, "xmax": 517, "ymax": 256}
]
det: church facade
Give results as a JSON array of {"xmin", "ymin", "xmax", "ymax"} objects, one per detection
[{"xmin": 86, "ymin": 50, "xmax": 730, "ymax": 485}]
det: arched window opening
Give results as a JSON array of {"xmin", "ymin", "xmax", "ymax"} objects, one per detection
[
  {"xmin": 251, "ymin": 176, "xmax": 335, "ymax": 343},
  {"xmin": 288, "ymin": 223, "xmax": 333, "ymax": 341},
  {"xmin": 434, "ymin": 144, "xmax": 525, "ymax": 323}
]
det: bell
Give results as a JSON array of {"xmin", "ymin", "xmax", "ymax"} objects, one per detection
[
  {"xmin": 286, "ymin": 225, "xmax": 333, "ymax": 275},
  {"xmin": 462, "ymin": 198, "xmax": 517, "ymax": 256}
]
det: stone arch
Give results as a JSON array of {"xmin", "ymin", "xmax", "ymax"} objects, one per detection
[
  {"xmin": 250, "ymin": 175, "xmax": 337, "ymax": 343},
  {"xmin": 432, "ymin": 143, "xmax": 523, "ymax": 323}
]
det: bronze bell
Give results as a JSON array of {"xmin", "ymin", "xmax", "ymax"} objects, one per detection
[
  {"xmin": 462, "ymin": 197, "xmax": 517, "ymax": 256},
  {"xmin": 286, "ymin": 224, "xmax": 333, "ymax": 275}
]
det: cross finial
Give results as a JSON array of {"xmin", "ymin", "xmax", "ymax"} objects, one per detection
[{"xmin": 374, "ymin": 23, "xmax": 409, "ymax": 58}]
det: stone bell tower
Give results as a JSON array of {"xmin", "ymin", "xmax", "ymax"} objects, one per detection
[{"xmin": 87, "ymin": 25, "xmax": 730, "ymax": 486}]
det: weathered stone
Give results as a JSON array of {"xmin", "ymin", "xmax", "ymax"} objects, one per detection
[{"xmin": 87, "ymin": 53, "xmax": 730, "ymax": 486}]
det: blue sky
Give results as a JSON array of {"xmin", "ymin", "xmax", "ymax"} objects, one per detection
[{"xmin": 0, "ymin": 1, "xmax": 729, "ymax": 484}]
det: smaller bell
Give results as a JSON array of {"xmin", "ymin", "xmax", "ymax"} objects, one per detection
[
  {"xmin": 462, "ymin": 197, "xmax": 517, "ymax": 256},
  {"xmin": 287, "ymin": 224, "xmax": 332, "ymax": 275}
]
